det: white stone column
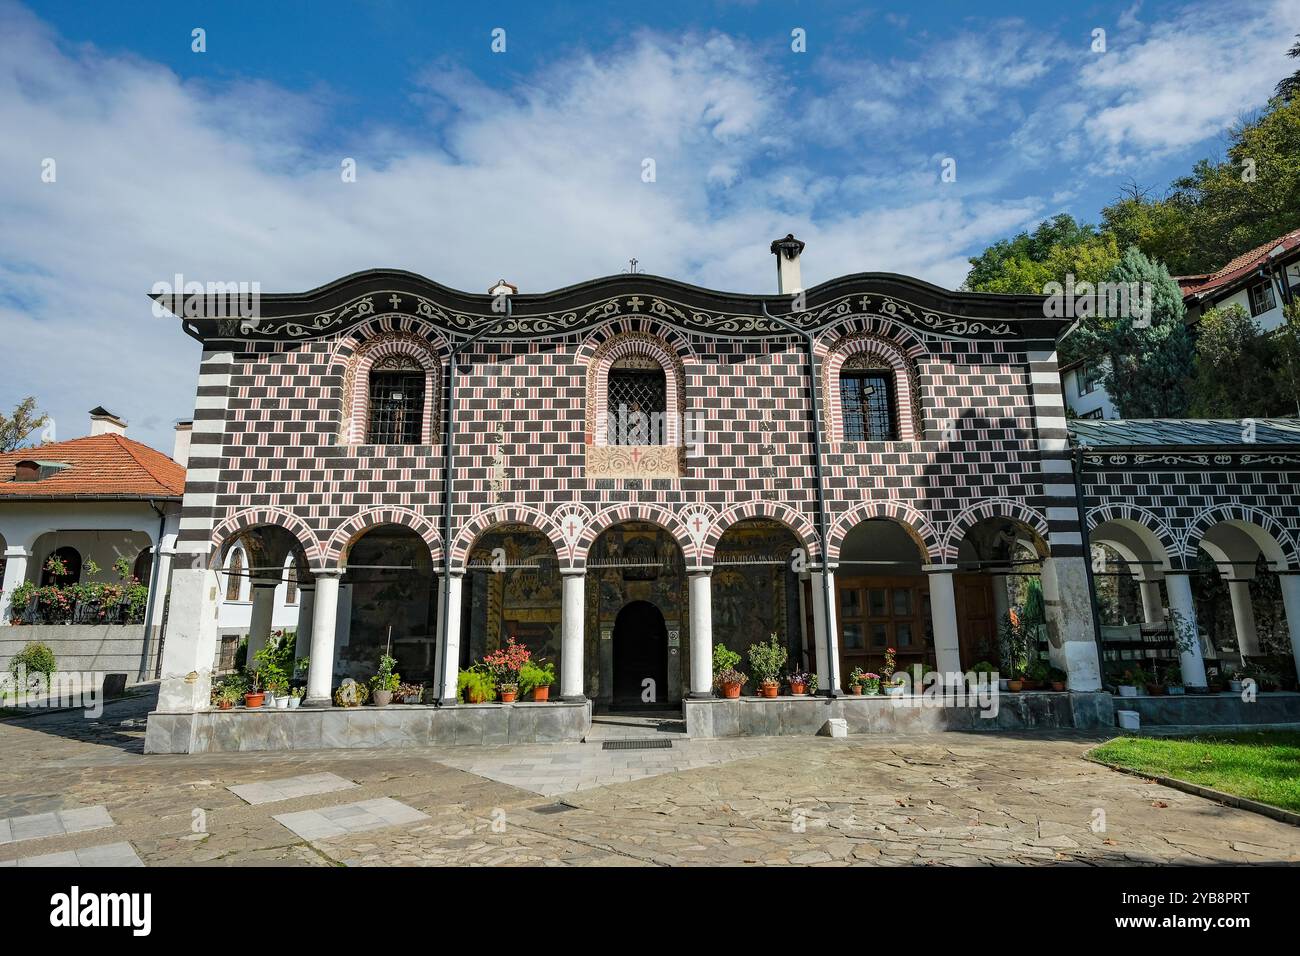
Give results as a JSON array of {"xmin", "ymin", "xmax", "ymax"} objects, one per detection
[
  {"xmin": 1164, "ymin": 573, "xmax": 1207, "ymax": 688},
  {"xmin": 1138, "ymin": 578, "xmax": 1164, "ymax": 624},
  {"xmin": 811, "ymin": 568, "xmax": 841, "ymax": 694},
  {"xmin": 147, "ymin": 545, "xmax": 175, "ymax": 631},
  {"xmin": 157, "ymin": 561, "xmax": 222, "ymax": 712},
  {"xmin": 560, "ymin": 569, "xmax": 586, "ymax": 700},
  {"xmin": 688, "ymin": 570, "xmax": 713, "ymax": 698},
  {"xmin": 1278, "ymin": 574, "xmax": 1300, "ymax": 686},
  {"xmin": 433, "ymin": 571, "xmax": 464, "ymax": 704},
  {"xmin": 1041, "ymin": 556, "xmax": 1103, "ymax": 691},
  {"xmin": 294, "ymin": 586, "xmax": 315, "ymax": 661},
  {"xmin": 244, "ymin": 579, "xmax": 278, "ymax": 669},
  {"xmin": 925, "ymin": 566, "xmax": 963, "ymax": 676},
  {"xmin": 305, "ymin": 571, "xmax": 341, "ymax": 706},
  {"xmin": 1226, "ymin": 578, "xmax": 1262, "ymax": 658},
  {"xmin": 1, "ymin": 547, "xmax": 31, "ymax": 625}
]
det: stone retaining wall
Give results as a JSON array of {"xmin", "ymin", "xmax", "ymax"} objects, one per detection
[
  {"xmin": 685, "ymin": 691, "xmax": 1115, "ymax": 738},
  {"xmin": 0, "ymin": 624, "xmax": 156, "ymax": 683},
  {"xmin": 1114, "ymin": 691, "xmax": 1300, "ymax": 727},
  {"xmin": 144, "ymin": 699, "xmax": 593, "ymax": 754}
]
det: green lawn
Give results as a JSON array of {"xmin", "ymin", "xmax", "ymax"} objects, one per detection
[{"xmin": 1091, "ymin": 731, "xmax": 1300, "ymax": 813}]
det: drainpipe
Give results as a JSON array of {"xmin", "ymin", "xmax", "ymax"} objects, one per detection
[
  {"xmin": 761, "ymin": 302, "xmax": 840, "ymax": 697},
  {"xmin": 436, "ymin": 299, "xmax": 509, "ymax": 705},
  {"xmin": 144, "ymin": 499, "xmax": 168, "ymax": 678},
  {"xmin": 1071, "ymin": 446, "xmax": 1107, "ymax": 682}
]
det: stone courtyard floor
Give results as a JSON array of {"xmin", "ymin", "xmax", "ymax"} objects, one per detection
[{"xmin": 1, "ymin": 687, "xmax": 1298, "ymax": 867}]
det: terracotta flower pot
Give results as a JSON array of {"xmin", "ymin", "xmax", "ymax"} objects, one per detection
[
  {"xmin": 243, "ymin": 692, "xmax": 265, "ymax": 708},
  {"xmin": 218, "ymin": 700, "xmax": 233, "ymax": 710},
  {"xmin": 499, "ymin": 689, "xmax": 518, "ymax": 703},
  {"xmin": 1007, "ymin": 680, "xmax": 1023, "ymax": 692},
  {"xmin": 720, "ymin": 681, "xmax": 741, "ymax": 699},
  {"xmin": 849, "ymin": 685, "xmax": 863, "ymax": 695},
  {"xmin": 790, "ymin": 683, "xmax": 806, "ymax": 696},
  {"xmin": 760, "ymin": 682, "xmax": 779, "ymax": 698},
  {"xmin": 532, "ymin": 686, "xmax": 550, "ymax": 702},
  {"xmin": 1051, "ymin": 681, "xmax": 1065, "ymax": 691},
  {"xmin": 466, "ymin": 690, "xmax": 487, "ymax": 704}
]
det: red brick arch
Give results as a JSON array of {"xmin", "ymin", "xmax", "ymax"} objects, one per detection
[
  {"xmin": 699, "ymin": 501, "xmax": 820, "ymax": 565},
  {"xmin": 324, "ymin": 507, "xmax": 443, "ymax": 568},
  {"xmin": 827, "ymin": 500, "xmax": 940, "ymax": 565},
  {"xmin": 450, "ymin": 505, "xmax": 566, "ymax": 570},
  {"xmin": 208, "ymin": 508, "xmax": 322, "ymax": 571},
  {"xmin": 572, "ymin": 503, "xmax": 697, "ymax": 569}
]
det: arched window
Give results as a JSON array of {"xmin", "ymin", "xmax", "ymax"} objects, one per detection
[
  {"xmin": 225, "ymin": 548, "xmax": 244, "ymax": 602},
  {"xmin": 285, "ymin": 562, "xmax": 298, "ymax": 605},
  {"xmin": 366, "ymin": 355, "xmax": 425, "ymax": 444},
  {"xmin": 607, "ymin": 356, "xmax": 667, "ymax": 446},
  {"xmin": 40, "ymin": 547, "xmax": 82, "ymax": 586},
  {"xmin": 840, "ymin": 359, "xmax": 898, "ymax": 442}
]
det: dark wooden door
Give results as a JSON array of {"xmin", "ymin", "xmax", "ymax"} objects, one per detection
[{"xmin": 955, "ymin": 574, "xmax": 996, "ymax": 669}]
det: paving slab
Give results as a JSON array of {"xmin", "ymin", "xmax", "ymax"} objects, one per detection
[
  {"xmin": 0, "ymin": 805, "xmax": 114, "ymax": 845},
  {"xmin": 0, "ymin": 841, "xmax": 143, "ymax": 867},
  {"xmin": 228, "ymin": 772, "xmax": 358, "ymax": 805},
  {"xmin": 273, "ymin": 797, "xmax": 430, "ymax": 841}
]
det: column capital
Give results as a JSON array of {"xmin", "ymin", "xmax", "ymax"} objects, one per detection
[
  {"xmin": 311, "ymin": 567, "xmax": 344, "ymax": 579},
  {"xmin": 922, "ymin": 563, "xmax": 958, "ymax": 574},
  {"xmin": 687, "ymin": 566, "xmax": 713, "ymax": 577},
  {"xmin": 560, "ymin": 567, "xmax": 587, "ymax": 577}
]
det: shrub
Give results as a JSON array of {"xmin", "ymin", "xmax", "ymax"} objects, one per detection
[
  {"xmin": 370, "ymin": 653, "xmax": 400, "ymax": 693},
  {"xmin": 712, "ymin": 643, "xmax": 741, "ymax": 675},
  {"xmin": 457, "ymin": 666, "xmax": 496, "ymax": 703},
  {"xmin": 518, "ymin": 660, "xmax": 556, "ymax": 694},
  {"xmin": 9, "ymin": 641, "xmax": 56, "ymax": 679},
  {"xmin": 747, "ymin": 633, "xmax": 788, "ymax": 686}
]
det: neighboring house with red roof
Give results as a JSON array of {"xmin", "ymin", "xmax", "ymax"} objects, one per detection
[{"xmin": 1060, "ymin": 227, "xmax": 1300, "ymax": 420}]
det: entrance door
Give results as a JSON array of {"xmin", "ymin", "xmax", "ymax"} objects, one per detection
[{"xmin": 611, "ymin": 600, "xmax": 669, "ymax": 708}]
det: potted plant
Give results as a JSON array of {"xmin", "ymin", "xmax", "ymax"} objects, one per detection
[
  {"xmin": 519, "ymin": 660, "xmax": 556, "ymax": 701},
  {"xmin": 1047, "ymin": 666, "xmax": 1067, "ymax": 692},
  {"xmin": 861, "ymin": 671, "xmax": 881, "ymax": 695},
  {"xmin": 395, "ymin": 681, "xmax": 423, "ymax": 704},
  {"xmin": 370, "ymin": 653, "xmax": 400, "ymax": 706},
  {"xmin": 483, "ymin": 637, "xmax": 531, "ymax": 701},
  {"xmin": 712, "ymin": 644, "xmax": 744, "ymax": 698},
  {"xmin": 1022, "ymin": 659, "xmax": 1049, "ymax": 691},
  {"xmin": 787, "ymin": 671, "xmax": 811, "ymax": 695},
  {"xmin": 748, "ymin": 633, "xmax": 788, "ymax": 698},
  {"xmin": 457, "ymin": 666, "xmax": 495, "ymax": 704},
  {"xmin": 882, "ymin": 647, "xmax": 906, "ymax": 696},
  {"xmin": 215, "ymin": 680, "xmax": 243, "ymax": 710},
  {"xmin": 1162, "ymin": 661, "xmax": 1184, "ymax": 695},
  {"xmin": 288, "ymin": 686, "xmax": 304, "ymax": 709},
  {"xmin": 847, "ymin": 666, "xmax": 867, "ymax": 695},
  {"xmin": 332, "ymin": 678, "xmax": 368, "ymax": 708}
]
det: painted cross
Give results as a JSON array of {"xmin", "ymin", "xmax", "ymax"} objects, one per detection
[
  {"xmin": 627, "ymin": 296, "xmax": 643, "ymax": 312},
  {"xmin": 630, "ymin": 447, "xmax": 641, "ymax": 463},
  {"xmin": 388, "ymin": 294, "xmax": 402, "ymax": 310},
  {"xmin": 682, "ymin": 507, "xmax": 713, "ymax": 551}
]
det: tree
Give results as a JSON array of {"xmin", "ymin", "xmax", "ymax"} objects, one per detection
[
  {"xmin": 963, "ymin": 213, "xmax": 1119, "ymax": 293},
  {"xmin": 1071, "ymin": 248, "xmax": 1195, "ymax": 418},
  {"xmin": 1188, "ymin": 304, "xmax": 1278, "ymax": 417},
  {"xmin": 1275, "ymin": 300, "xmax": 1300, "ymax": 417},
  {"xmin": 1276, "ymin": 34, "xmax": 1300, "ymax": 103},
  {"xmin": 0, "ymin": 397, "xmax": 49, "ymax": 452},
  {"xmin": 1100, "ymin": 181, "xmax": 1197, "ymax": 275}
]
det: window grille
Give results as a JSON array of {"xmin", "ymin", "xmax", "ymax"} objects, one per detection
[
  {"xmin": 840, "ymin": 372, "xmax": 897, "ymax": 441},
  {"xmin": 607, "ymin": 363, "xmax": 667, "ymax": 445},
  {"xmin": 367, "ymin": 370, "xmax": 425, "ymax": 444}
]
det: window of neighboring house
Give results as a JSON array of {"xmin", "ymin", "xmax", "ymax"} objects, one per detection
[
  {"xmin": 285, "ymin": 564, "xmax": 297, "ymax": 605},
  {"xmin": 366, "ymin": 363, "xmax": 425, "ymax": 445},
  {"xmin": 1248, "ymin": 281, "xmax": 1277, "ymax": 317},
  {"xmin": 133, "ymin": 548, "xmax": 153, "ymax": 586},
  {"xmin": 607, "ymin": 358, "xmax": 667, "ymax": 445},
  {"xmin": 840, "ymin": 371, "xmax": 897, "ymax": 442},
  {"xmin": 1079, "ymin": 408, "xmax": 1104, "ymax": 420},
  {"xmin": 225, "ymin": 548, "xmax": 244, "ymax": 602},
  {"xmin": 1077, "ymin": 362, "xmax": 1103, "ymax": 396}
]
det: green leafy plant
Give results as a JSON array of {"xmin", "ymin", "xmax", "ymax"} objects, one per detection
[
  {"xmin": 518, "ymin": 660, "xmax": 556, "ymax": 695},
  {"xmin": 370, "ymin": 653, "xmax": 400, "ymax": 693},
  {"xmin": 254, "ymin": 643, "xmax": 290, "ymax": 695},
  {"xmin": 712, "ymin": 643, "xmax": 741, "ymax": 675},
  {"xmin": 457, "ymin": 666, "xmax": 496, "ymax": 703},
  {"xmin": 9, "ymin": 641, "xmax": 56, "ymax": 680},
  {"xmin": 747, "ymin": 633, "xmax": 788, "ymax": 687}
]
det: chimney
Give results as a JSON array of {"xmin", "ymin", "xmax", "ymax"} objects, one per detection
[
  {"xmin": 769, "ymin": 233, "xmax": 805, "ymax": 295},
  {"xmin": 173, "ymin": 420, "xmax": 193, "ymax": 468},
  {"xmin": 88, "ymin": 406, "xmax": 127, "ymax": 436}
]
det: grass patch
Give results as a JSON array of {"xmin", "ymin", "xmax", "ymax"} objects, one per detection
[{"xmin": 1091, "ymin": 731, "xmax": 1300, "ymax": 813}]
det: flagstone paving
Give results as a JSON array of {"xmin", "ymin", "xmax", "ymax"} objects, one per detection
[
  {"xmin": 2, "ymin": 687, "xmax": 1299, "ymax": 867},
  {"xmin": 229, "ymin": 772, "xmax": 358, "ymax": 806}
]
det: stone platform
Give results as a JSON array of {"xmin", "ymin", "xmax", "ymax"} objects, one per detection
[
  {"xmin": 684, "ymin": 691, "xmax": 1114, "ymax": 738},
  {"xmin": 1114, "ymin": 691, "xmax": 1300, "ymax": 727},
  {"xmin": 144, "ymin": 700, "xmax": 593, "ymax": 754}
]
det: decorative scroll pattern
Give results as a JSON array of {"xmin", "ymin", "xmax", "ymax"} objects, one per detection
[{"xmin": 585, "ymin": 444, "xmax": 684, "ymax": 479}]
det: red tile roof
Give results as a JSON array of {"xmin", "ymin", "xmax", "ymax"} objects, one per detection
[
  {"xmin": 0, "ymin": 434, "xmax": 184, "ymax": 499},
  {"xmin": 1177, "ymin": 228, "xmax": 1300, "ymax": 299}
]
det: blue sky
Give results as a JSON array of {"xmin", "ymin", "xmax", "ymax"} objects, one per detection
[{"xmin": 4, "ymin": 0, "xmax": 1298, "ymax": 450}]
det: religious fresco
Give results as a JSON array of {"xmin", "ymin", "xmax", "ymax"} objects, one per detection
[
  {"xmin": 464, "ymin": 525, "xmax": 562, "ymax": 668},
  {"xmin": 585, "ymin": 522, "xmax": 686, "ymax": 705},
  {"xmin": 712, "ymin": 519, "xmax": 803, "ymax": 664},
  {"xmin": 339, "ymin": 526, "xmax": 437, "ymax": 682}
]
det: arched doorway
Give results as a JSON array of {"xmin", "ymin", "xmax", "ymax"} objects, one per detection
[
  {"xmin": 340, "ymin": 525, "xmax": 437, "ymax": 683},
  {"xmin": 612, "ymin": 600, "xmax": 668, "ymax": 708}
]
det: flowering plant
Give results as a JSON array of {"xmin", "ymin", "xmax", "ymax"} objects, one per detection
[
  {"xmin": 713, "ymin": 667, "xmax": 747, "ymax": 688},
  {"xmin": 482, "ymin": 637, "xmax": 531, "ymax": 684},
  {"xmin": 786, "ymin": 670, "xmax": 812, "ymax": 687}
]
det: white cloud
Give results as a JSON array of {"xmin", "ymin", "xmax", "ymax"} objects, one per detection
[{"xmin": 0, "ymin": 5, "xmax": 1042, "ymax": 452}]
